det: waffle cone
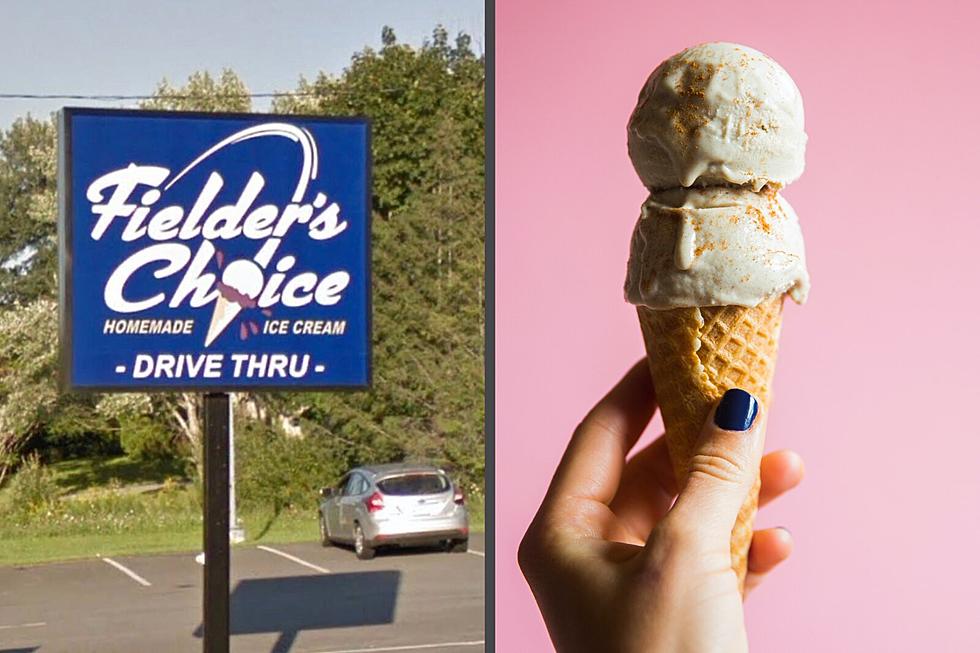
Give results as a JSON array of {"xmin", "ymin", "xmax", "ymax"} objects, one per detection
[{"xmin": 636, "ymin": 295, "xmax": 784, "ymax": 593}]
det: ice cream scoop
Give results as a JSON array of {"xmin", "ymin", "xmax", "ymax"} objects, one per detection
[
  {"xmin": 220, "ymin": 259, "xmax": 263, "ymax": 305},
  {"xmin": 627, "ymin": 42, "xmax": 806, "ymax": 191},
  {"xmin": 624, "ymin": 186, "xmax": 809, "ymax": 309}
]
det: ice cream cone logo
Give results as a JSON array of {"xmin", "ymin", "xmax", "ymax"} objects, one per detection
[
  {"xmin": 205, "ymin": 259, "xmax": 263, "ymax": 347},
  {"xmin": 203, "ymin": 238, "xmax": 283, "ymax": 347}
]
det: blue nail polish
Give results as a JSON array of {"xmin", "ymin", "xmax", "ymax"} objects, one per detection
[{"xmin": 714, "ymin": 389, "xmax": 759, "ymax": 431}]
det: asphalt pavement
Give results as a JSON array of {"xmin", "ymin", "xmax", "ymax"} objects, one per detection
[{"xmin": 0, "ymin": 534, "xmax": 485, "ymax": 653}]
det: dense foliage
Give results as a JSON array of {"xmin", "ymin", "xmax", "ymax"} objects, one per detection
[{"xmin": 0, "ymin": 27, "xmax": 485, "ymax": 508}]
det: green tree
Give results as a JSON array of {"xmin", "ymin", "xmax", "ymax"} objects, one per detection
[
  {"xmin": 275, "ymin": 25, "xmax": 484, "ymax": 217},
  {"xmin": 141, "ymin": 69, "xmax": 251, "ymax": 113},
  {"xmin": 0, "ymin": 298, "xmax": 59, "ymax": 484},
  {"xmin": 0, "ymin": 117, "xmax": 57, "ymax": 305},
  {"xmin": 274, "ymin": 26, "xmax": 486, "ymax": 490},
  {"xmin": 0, "ymin": 128, "xmax": 114, "ymax": 480}
]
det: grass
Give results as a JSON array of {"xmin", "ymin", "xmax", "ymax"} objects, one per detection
[
  {"xmin": 0, "ymin": 455, "xmax": 484, "ymax": 567},
  {"xmin": 241, "ymin": 508, "xmax": 319, "ymax": 544},
  {"xmin": 0, "ymin": 529, "xmax": 203, "ymax": 566},
  {"xmin": 0, "ymin": 455, "xmax": 316, "ymax": 566},
  {"xmin": 47, "ymin": 455, "xmax": 189, "ymax": 495},
  {"xmin": 0, "ymin": 495, "xmax": 320, "ymax": 567}
]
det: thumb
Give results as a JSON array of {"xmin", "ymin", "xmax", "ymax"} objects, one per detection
[{"xmin": 665, "ymin": 389, "xmax": 766, "ymax": 548}]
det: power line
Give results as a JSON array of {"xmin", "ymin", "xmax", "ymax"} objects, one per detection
[
  {"xmin": 0, "ymin": 78, "xmax": 484, "ymax": 102},
  {"xmin": 0, "ymin": 92, "xmax": 326, "ymax": 101}
]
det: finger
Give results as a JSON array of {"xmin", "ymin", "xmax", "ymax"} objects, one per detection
[
  {"xmin": 615, "ymin": 447, "xmax": 803, "ymax": 515},
  {"xmin": 611, "ymin": 445, "xmax": 803, "ymax": 544},
  {"xmin": 546, "ymin": 359, "xmax": 657, "ymax": 507},
  {"xmin": 748, "ymin": 527, "xmax": 794, "ymax": 574},
  {"xmin": 759, "ymin": 449, "xmax": 804, "ymax": 507},
  {"xmin": 655, "ymin": 389, "xmax": 766, "ymax": 551},
  {"xmin": 744, "ymin": 527, "xmax": 793, "ymax": 596},
  {"xmin": 608, "ymin": 434, "xmax": 677, "ymax": 541}
]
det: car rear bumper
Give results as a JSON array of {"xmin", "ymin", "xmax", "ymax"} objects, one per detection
[
  {"xmin": 365, "ymin": 513, "xmax": 469, "ymax": 547},
  {"xmin": 371, "ymin": 528, "xmax": 469, "ymax": 547}
]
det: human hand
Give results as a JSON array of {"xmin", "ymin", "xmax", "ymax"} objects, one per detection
[{"xmin": 518, "ymin": 360, "xmax": 804, "ymax": 653}]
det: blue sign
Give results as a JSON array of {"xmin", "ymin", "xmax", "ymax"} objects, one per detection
[{"xmin": 58, "ymin": 108, "xmax": 371, "ymax": 391}]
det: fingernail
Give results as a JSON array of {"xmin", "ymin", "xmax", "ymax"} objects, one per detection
[
  {"xmin": 778, "ymin": 526, "xmax": 792, "ymax": 537},
  {"xmin": 714, "ymin": 388, "xmax": 759, "ymax": 431}
]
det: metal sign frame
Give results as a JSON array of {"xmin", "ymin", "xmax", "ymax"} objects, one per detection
[{"xmin": 58, "ymin": 107, "xmax": 372, "ymax": 393}]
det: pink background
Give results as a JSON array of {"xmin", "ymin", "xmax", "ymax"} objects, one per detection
[{"xmin": 494, "ymin": 1, "xmax": 980, "ymax": 651}]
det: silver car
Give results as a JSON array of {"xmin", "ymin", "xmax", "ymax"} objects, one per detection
[{"xmin": 317, "ymin": 463, "xmax": 469, "ymax": 560}]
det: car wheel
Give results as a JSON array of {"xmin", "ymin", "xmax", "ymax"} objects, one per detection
[
  {"xmin": 449, "ymin": 538, "xmax": 468, "ymax": 553},
  {"xmin": 354, "ymin": 523, "xmax": 375, "ymax": 560},
  {"xmin": 318, "ymin": 514, "xmax": 332, "ymax": 547}
]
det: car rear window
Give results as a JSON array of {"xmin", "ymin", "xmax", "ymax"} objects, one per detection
[{"xmin": 376, "ymin": 474, "xmax": 449, "ymax": 495}]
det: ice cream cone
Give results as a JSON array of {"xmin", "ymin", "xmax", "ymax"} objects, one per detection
[
  {"xmin": 636, "ymin": 295, "xmax": 784, "ymax": 592},
  {"xmin": 205, "ymin": 295, "xmax": 243, "ymax": 347}
]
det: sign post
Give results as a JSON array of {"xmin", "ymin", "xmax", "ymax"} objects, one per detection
[
  {"xmin": 58, "ymin": 108, "xmax": 371, "ymax": 652},
  {"xmin": 203, "ymin": 393, "xmax": 231, "ymax": 651}
]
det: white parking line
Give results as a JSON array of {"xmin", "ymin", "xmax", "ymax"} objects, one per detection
[
  {"xmin": 466, "ymin": 550, "xmax": 485, "ymax": 558},
  {"xmin": 256, "ymin": 545, "xmax": 330, "ymax": 573},
  {"xmin": 0, "ymin": 621, "xmax": 45, "ymax": 631},
  {"xmin": 100, "ymin": 556, "xmax": 152, "ymax": 587},
  {"xmin": 311, "ymin": 640, "xmax": 485, "ymax": 653}
]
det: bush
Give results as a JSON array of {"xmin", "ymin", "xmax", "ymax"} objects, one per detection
[
  {"xmin": 4, "ymin": 452, "xmax": 59, "ymax": 515},
  {"xmin": 118, "ymin": 416, "xmax": 179, "ymax": 461},
  {"xmin": 32, "ymin": 430, "xmax": 123, "ymax": 462},
  {"xmin": 235, "ymin": 422, "xmax": 347, "ymax": 513}
]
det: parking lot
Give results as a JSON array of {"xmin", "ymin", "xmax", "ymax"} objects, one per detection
[{"xmin": 0, "ymin": 534, "xmax": 485, "ymax": 653}]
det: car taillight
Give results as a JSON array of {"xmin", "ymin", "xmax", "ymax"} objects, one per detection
[
  {"xmin": 454, "ymin": 487, "xmax": 465, "ymax": 505},
  {"xmin": 366, "ymin": 491, "xmax": 385, "ymax": 512}
]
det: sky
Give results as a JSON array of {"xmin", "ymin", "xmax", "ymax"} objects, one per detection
[{"xmin": 0, "ymin": 0, "xmax": 485, "ymax": 130}]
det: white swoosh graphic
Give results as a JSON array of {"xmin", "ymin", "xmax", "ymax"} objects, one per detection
[{"xmin": 163, "ymin": 123, "xmax": 318, "ymax": 202}]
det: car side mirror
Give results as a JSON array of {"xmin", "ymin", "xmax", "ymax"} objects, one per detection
[{"xmin": 319, "ymin": 487, "xmax": 337, "ymax": 498}]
